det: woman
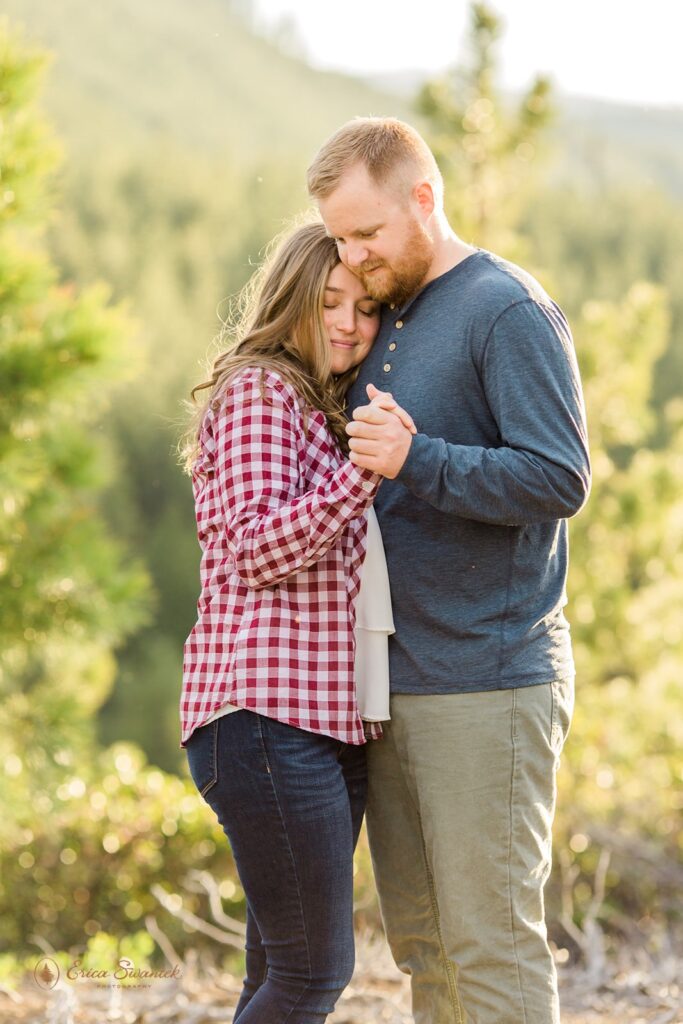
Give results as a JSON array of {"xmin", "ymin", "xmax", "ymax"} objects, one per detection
[{"xmin": 179, "ymin": 221, "xmax": 412, "ymax": 1023}]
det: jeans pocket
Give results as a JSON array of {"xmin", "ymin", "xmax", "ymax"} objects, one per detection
[
  {"xmin": 550, "ymin": 677, "xmax": 574, "ymax": 756},
  {"xmin": 186, "ymin": 720, "xmax": 219, "ymax": 796}
]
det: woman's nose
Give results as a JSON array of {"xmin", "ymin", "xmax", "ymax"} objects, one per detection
[{"xmin": 336, "ymin": 307, "xmax": 357, "ymax": 334}]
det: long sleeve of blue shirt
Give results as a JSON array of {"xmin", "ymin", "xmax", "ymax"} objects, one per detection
[{"xmin": 396, "ymin": 299, "xmax": 591, "ymax": 526}]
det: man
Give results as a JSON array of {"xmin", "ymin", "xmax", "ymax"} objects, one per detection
[{"xmin": 308, "ymin": 118, "xmax": 590, "ymax": 1024}]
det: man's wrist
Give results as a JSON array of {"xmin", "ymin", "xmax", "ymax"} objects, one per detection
[{"xmin": 395, "ymin": 432, "xmax": 433, "ymax": 487}]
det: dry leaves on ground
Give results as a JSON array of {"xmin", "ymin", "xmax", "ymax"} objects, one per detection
[{"xmin": 1, "ymin": 930, "xmax": 680, "ymax": 1024}]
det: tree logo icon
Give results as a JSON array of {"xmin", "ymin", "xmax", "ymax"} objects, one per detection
[{"xmin": 34, "ymin": 957, "xmax": 60, "ymax": 989}]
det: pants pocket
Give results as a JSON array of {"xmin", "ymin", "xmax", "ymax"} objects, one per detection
[
  {"xmin": 186, "ymin": 719, "xmax": 219, "ymax": 796},
  {"xmin": 550, "ymin": 677, "xmax": 574, "ymax": 756}
]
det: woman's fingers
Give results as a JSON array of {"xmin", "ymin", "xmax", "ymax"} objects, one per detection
[
  {"xmin": 369, "ymin": 396, "xmax": 417, "ymax": 434},
  {"xmin": 366, "ymin": 382, "xmax": 417, "ymax": 434}
]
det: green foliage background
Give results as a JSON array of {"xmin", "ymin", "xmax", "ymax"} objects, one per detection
[{"xmin": 0, "ymin": 0, "xmax": 681, "ymax": 978}]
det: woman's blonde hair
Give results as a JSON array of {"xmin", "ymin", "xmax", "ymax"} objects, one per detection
[{"xmin": 180, "ymin": 220, "xmax": 361, "ymax": 473}]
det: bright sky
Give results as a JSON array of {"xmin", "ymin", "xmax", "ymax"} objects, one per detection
[{"xmin": 252, "ymin": 0, "xmax": 683, "ymax": 108}]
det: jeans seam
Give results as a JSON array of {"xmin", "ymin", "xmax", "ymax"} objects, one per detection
[
  {"xmin": 199, "ymin": 721, "xmax": 219, "ymax": 796},
  {"xmin": 255, "ymin": 715, "xmax": 313, "ymax": 990},
  {"xmin": 260, "ymin": 945, "xmax": 268, "ymax": 987},
  {"xmin": 506, "ymin": 687, "xmax": 529, "ymax": 1024},
  {"xmin": 255, "ymin": 715, "xmax": 272, "ymax": 774},
  {"xmin": 416, "ymin": 810, "xmax": 463, "ymax": 1024},
  {"xmin": 281, "ymin": 984, "xmax": 314, "ymax": 1023}
]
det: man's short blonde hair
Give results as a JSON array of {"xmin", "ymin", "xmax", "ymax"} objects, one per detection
[{"xmin": 307, "ymin": 117, "xmax": 443, "ymax": 206}]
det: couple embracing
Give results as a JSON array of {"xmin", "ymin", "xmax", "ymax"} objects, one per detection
[{"xmin": 179, "ymin": 118, "xmax": 591, "ymax": 1024}]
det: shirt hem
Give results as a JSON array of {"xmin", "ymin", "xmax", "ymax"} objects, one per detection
[
  {"xmin": 180, "ymin": 703, "xmax": 375, "ymax": 748},
  {"xmin": 389, "ymin": 669, "xmax": 575, "ymax": 696}
]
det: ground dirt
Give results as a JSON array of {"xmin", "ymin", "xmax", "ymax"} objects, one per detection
[{"xmin": 1, "ymin": 931, "xmax": 680, "ymax": 1023}]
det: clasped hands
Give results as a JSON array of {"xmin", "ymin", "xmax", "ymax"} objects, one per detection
[{"xmin": 347, "ymin": 383, "xmax": 416, "ymax": 479}]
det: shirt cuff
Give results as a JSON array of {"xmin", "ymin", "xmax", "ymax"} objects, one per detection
[
  {"xmin": 336, "ymin": 461, "xmax": 381, "ymax": 501},
  {"xmin": 395, "ymin": 432, "xmax": 438, "ymax": 492}
]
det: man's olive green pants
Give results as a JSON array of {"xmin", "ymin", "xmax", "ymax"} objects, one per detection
[{"xmin": 367, "ymin": 680, "xmax": 573, "ymax": 1024}]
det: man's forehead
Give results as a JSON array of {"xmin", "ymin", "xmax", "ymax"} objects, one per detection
[{"xmin": 318, "ymin": 170, "xmax": 391, "ymax": 233}]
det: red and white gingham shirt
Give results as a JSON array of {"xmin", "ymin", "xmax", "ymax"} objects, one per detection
[{"xmin": 180, "ymin": 368, "xmax": 381, "ymax": 748}]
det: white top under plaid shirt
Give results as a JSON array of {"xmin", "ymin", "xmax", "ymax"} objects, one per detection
[{"xmin": 180, "ymin": 368, "xmax": 382, "ymax": 748}]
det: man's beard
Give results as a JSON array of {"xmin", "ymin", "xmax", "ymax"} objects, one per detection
[{"xmin": 357, "ymin": 218, "xmax": 434, "ymax": 306}]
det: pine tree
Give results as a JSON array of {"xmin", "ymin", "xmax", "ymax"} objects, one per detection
[
  {"xmin": 0, "ymin": 20, "xmax": 150, "ymax": 834},
  {"xmin": 416, "ymin": 2, "xmax": 553, "ymax": 252}
]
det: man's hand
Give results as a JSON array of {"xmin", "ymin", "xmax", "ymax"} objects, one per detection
[{"xmin": 347, "ymin": 384, "xmax": 416, "ymax": 479}]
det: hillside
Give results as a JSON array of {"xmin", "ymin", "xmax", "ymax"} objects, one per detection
[
  {"xmin": 6, "ymin": 0, "xmax": 683, "ymax": 200},
  {"xmin": 548, "ymin": 95, "xmax": 683, "ymax": 200},
  {"xmin": 3, "ymin": 0, "xmax": 412, "ymax": 161},
  {"xmin": 367, "ymin": 72, "xmax": 683, "ymax": 200}
]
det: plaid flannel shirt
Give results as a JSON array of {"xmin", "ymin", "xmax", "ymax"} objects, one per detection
[{"xmin": 180, "ymin": 368, "xmax": 382, "ymax": 747}]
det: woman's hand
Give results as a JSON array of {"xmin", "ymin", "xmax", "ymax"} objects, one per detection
[
  {"xmin": 366, "ymin": 383, "xmax": 417, "ymax": 435},
  {"xmin": 347, "ymin": 384, "xmax": 415, "ymax": 479}
]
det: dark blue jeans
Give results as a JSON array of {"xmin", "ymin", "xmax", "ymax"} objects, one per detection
[{"xmin": 185, "ymin": 710, "xmax": 367, "ymax": 1023}]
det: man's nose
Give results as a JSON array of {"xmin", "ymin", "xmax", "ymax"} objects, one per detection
[{"xmin": 344, "ymin": 241, "xmax": 368, "ymax": 269}]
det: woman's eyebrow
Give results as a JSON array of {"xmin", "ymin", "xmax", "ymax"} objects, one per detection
[{"xmin": 324, "ymin": 285, "xmax": 377, "ymax": 302}]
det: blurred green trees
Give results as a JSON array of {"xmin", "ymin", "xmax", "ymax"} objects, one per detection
[
  {"xmin": 0, "ymin": 741, "xmax": 234, "ymax": 960},
  {"xmin": 0, "ymin": 23, "xmax": 150, "ymax": 835},
  {"xmin": 556, "ymin": 283, "xmax": 683, "ymax": 940},
  {"xmin": 416, "ymin": 1, "xmax": 553, "ymax": 252}
]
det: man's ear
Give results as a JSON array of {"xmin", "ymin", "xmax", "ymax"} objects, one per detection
[{"xmin": 413, "ymin": 180, "xmax": 436, "ymax": 219}]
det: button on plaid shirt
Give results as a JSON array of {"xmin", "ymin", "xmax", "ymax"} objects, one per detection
[{"xmin": 180, "ymin": 368, "xmax": 381, "ymax": 748}]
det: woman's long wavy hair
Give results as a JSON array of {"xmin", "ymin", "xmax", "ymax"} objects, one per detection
[{"xmin": 180, "ymin": 220, "xmax": 363, "ymax": 474}]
